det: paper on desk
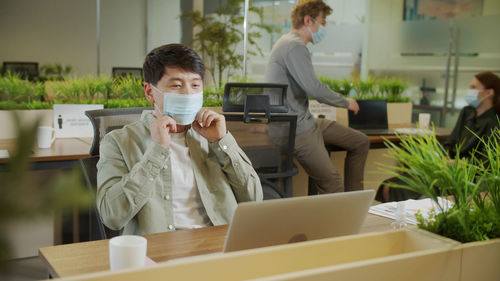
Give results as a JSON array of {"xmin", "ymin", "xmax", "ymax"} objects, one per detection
[
  {"xmin": 145, "ymin": 256, "xmax": 156, "ymax": 266},
  {"xmin": 394, "ymin": 128, "xmax": 433, "ymax": 135},
  {"xmin": 369, "ymin": 197, "xmax": 453, "ymax": 225},
  {"xmin": 0, "ymin": 150, "xmax": 9, "ymax": 159}
]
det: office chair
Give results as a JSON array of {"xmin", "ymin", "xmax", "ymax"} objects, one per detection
[
  {"xmin": 112, "ymin": 67, "xmax": 143, "ymax": 79},
  {"xmin": 81, "ymin": 107, "xmax": 152, "ymax": 240},
  {"xmin": 85, "ymin": 107, "xmax": 153, "ymax": 156},
  {"xmin": 222, "ymin": 82, "xmax": 298, "ymax": 198},
  {"xmin": 2, "ymin": 61, "xmax": 39, "ymax": 81}
]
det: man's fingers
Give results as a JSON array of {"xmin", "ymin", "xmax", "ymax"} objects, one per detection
[
  {"xmin": 192, "ymin": 120, "xmax": 202, "ymax": 132},
  {"xmin": 205, "ymin": 115, "xmax": 215, "ymax": 127}
]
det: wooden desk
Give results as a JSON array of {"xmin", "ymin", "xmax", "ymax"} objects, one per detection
[
  {"xmin": 0, "ymin": 137, "xmax": 92, "ymax": 169},
  {"xmin": 39, "ymin": 214, "xmax": 394, "ymax": 278},
  {"xmin": 327, "ymin": 124, "xmax": 451, "ymax": 151}
]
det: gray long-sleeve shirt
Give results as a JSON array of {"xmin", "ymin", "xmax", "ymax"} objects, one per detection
[{"xmin": 265, "ymin": 32, "xmax": 349, "ymax": 135}]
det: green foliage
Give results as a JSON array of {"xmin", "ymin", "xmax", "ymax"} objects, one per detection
[
  {"xmin": 104, "ymin": 98, "xmax": 151, "ymax": 108},
  {"xmin": 381, "ymin": 126, "xmax": 500, "ymax": 243},
  {"xmin": 0, "ymin": 100, "xmax": 53, "ymax": 110},
  {"xmin": 316, "ymin": 75, "xmax": 410, "ymax": 102},
  {"xmin": 182, "ymin": 0, "xmax": 280, "ymax": 91},
  {"xmin": 38, "ymin": 63, "xmax": 72, "ymax": 81},
  {"xmin": 0, "ymin": 112, "xmax": 92, "ymax": 265},
  {"xmin": 0, "ymin": 73, "xmax": 47, "ymax": 103},
  {"xmin": 385, "ymin": 77, "xmax": 409, "ymax": 100},
  {"xmin": 353, "ymin": 77, "xmax": 376, "ymax": 99},
  {"xmin": 0, "ymin": 74, "xmax": 230, "ymax": 109},
  {"xmin": 319, "ymin": 75, "xmax": 342, "ymax": 95},
  {"xmin": 113, "ymin": 75, "xmax": 144, "ymax": 100}
]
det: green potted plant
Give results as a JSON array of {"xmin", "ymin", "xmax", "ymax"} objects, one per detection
[
  {"xmin": 39, "ymin": 63, "xmax": 72, "ymax": 82},
  {"xmin": 381, "ymin": 126, "xmax": 500, "ymax": 278},
  {"xmin": 182, "ymin": 0, "xmax": 280, "ymax": 91},
  {"xmin": 319, "ymin": 75, "xmax": 343, "ymax": 95},
  {"xmin": 353, "ymin": 77, "xmax": 376, "ymax": 99}
]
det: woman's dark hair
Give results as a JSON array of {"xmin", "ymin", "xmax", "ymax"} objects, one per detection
[
  {"xmin": 475, "ymin": 71, "xmax": 500, "ymax": 114},
  {"xmin": 143, "ymin": 44, "xmax": 205, "ymax": 85}
]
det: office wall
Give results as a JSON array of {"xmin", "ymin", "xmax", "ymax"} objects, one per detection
[
  {"xmin": 0, "ymin": 0, "xmax": 97, "ymax": 75},
  {"xmin": 0, "ymin": 0, "xmax": 182, "ymax": 77}
]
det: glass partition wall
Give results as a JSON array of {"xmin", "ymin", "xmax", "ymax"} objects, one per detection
[{"xmin": 242, "ymin": 0, "xmax": 500, "ymax": 128}]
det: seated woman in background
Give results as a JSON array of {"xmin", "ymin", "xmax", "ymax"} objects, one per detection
[{"xmin": 376, "ymin": 71, "xmax": 500, "ymax": 203}]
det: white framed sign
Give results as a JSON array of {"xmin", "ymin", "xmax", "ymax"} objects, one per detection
[
  {"xmin": 309, "ymin": 100, "xmax": 337, "ymax": 121},
  {"xmin": 53, "ymin": 104, "xmax": 104, "ymax": 138}
]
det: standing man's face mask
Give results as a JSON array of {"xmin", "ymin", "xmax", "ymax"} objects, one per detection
[
  {"xmin": 308, "ymin": 18, "xmax": 326, "ymax": 45},
  {"xmin": 152, "ymin": 85, "xmax": 203, "ymax": 125},
  {"xmin": 465, "ymin": 89, "xmax": 483, "ymax": 108}
]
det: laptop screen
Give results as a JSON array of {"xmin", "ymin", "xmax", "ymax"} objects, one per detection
[{"xmin": 348, "ymin": 100, "xmax": 388, "ymax": 130}]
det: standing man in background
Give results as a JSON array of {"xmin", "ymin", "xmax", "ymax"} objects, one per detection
[{"xmin": 265, "ymin": 0, "xmax": 369, "ymax": 194}]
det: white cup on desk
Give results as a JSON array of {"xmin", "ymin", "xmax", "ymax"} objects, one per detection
[
  {"xmin": 37, "ymin": 126, "xmax": 56, "ymax": 149},
  {"xmin": 109, "ymin": 235, "xmax": 147, "ymax": 271},
  {"xmin": 418, "ymin": 113, "xmax": 431, "ymax": 130}
]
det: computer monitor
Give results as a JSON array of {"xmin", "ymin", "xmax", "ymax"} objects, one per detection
[
  {"xmin": 2, "ymin": 62, "xmax": 39, "ymax": 81},
  {"xmin": 112, "ymin": 67, "xmax": 143, "ymax": 79},
  {"xmin": 222, "ymin": 82, "xmax": 288, "ymax": 113}
]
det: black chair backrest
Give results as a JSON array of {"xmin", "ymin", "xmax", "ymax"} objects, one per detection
[
  {"xmin": 222, "ymin": 82, "xmax": 297, "ymax": 199},
  {"xmin": 2, "ymin": 61, "xmax": 39, "ymax": 81},
  {"xmin": 85, "ymin": 107, "xmax": 153, "ymax": 156}
]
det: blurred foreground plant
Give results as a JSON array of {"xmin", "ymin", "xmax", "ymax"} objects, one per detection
[{"xmin": 0, "ymin": 112, "xmax": 92, "ymax": 266}]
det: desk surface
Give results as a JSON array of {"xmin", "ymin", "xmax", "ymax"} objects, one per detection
[
  {"xmin": 0, "ymin": 124, "xmax": 450, "ymax": 164},
  {"xmin": 39, "ymin": 214, "xmax": 394, "ymax": 278},
  {"xmin": 0, "ymin": 137, "xmax": 93, "ymax": 164},
  {"xmin": 369, "ymin": 124, "xmax": 451, "ymax": 144}
]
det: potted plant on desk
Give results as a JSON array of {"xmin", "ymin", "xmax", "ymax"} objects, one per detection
[{"xmin": 381, "ymin": 127, "xmax": 500, "ymax": 279}]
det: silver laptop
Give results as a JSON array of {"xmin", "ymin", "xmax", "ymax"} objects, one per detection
[{"xmin": 223, "ymin": 190, "xmax": 375, "ymax": 252}]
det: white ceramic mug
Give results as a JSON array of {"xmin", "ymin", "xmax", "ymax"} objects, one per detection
[
  {"xmin": 109, "ymin": 235, "xmax": 147, "ymax": 271},
  {"xmin": 418, "ymin": 113, "xmax": 431, "ymax": 130},
  {"xmin": 37, "ymin": 126, "xmax": 56, "ymax": 149}
]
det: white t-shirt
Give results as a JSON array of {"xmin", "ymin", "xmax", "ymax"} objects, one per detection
[{"xmin": 169, "ymin": 131, "xmax": 211, "ymax": 229}]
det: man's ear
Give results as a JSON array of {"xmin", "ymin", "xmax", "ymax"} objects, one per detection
[
  {"xmin": 144, "ymin": 83, "xmax": 155, "ymax": 104},
  {"xmin": 304, "ymin": 14, "xmax": 312, "ymax": 26}
]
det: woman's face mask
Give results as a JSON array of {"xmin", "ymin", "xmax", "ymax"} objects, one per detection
[
  {"xmin": 152, "ymin": 85, "xmax": 203, "ymax": 125},
  {"xmin": 465, "ymin": 89, "xmax": 483, "ymax": 108}
]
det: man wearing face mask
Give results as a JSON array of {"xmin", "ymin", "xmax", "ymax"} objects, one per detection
[
  {"xmin": 96, "ymin": 44, "xmax": 263, "ymax": 235},
  {"xmin": 376, "ymin": 71, "xmax": 500, "ymax": 203},
  {"xmin": 265, "ymin": 0, "xmax": 370, "ymax": 194}
]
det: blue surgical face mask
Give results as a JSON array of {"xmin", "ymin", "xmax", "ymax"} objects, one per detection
[
  {"xmin": 152, "ymin": 85, "xmax": 203, "ymax": 125},
  {"xmin": 308, "ymin": 18, "xmax": 326, "ymax": 44},
  {"xmin": 465, "ymin": 89, "xmax": 482, "ymax": 108}
]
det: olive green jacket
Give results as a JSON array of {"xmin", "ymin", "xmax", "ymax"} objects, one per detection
[{"xmin": 96, "ymin": 111, "xmax": 263, "ymax": 235}]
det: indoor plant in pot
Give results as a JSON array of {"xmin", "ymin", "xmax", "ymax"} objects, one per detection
[{"xmin": 381, "ymin": 126, "xmax": 500, "ymax": 278}]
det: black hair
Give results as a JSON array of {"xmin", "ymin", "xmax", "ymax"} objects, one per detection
[{"xmin": 142, "ymin": 44, "xmax": 205, "ymax": 85}]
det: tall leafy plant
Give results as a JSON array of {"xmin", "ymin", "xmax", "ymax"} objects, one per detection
[
  {"xmin": 182, "ymin": 0, "xmax": 279, "ymax": 91},
  {"xmin": 113, "ymin": 75, "xmax": 143, "ymax": 100},
  {"xmin": 39, "ymin": 63, "xmax": 72, "ymax": 81},
  {"xmin": 381, "ymin": 127, "xmax": 500, "ymax": 242},
  {"xmin": 0, "ymin": 73, "xmax": 47, "ymax": 103}
]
